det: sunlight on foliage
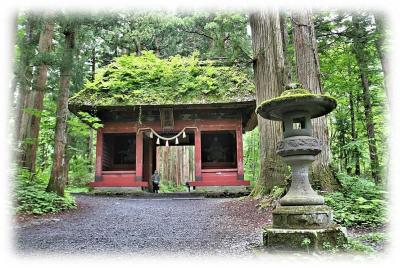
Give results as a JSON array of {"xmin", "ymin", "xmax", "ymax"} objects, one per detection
[{"xmin": 69, "ymin": 51, "xmax": 255, "ymax": 107}]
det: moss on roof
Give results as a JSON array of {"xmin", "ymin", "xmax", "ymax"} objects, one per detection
[
  {"xmin": 69, "ymin": 51, "xmax": 255, "ymax": 108},
  {"xmin": 256, "ymin": 88, "xmax": 337, "ymax": 120}
]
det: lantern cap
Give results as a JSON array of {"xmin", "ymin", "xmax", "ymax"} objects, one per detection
[{"xmin": 256, "ymin": 87, "xmax": 337, "ymax": 121}]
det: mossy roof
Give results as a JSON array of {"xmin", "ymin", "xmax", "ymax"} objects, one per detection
[{"xmin": 69, "ymin": 51, "xmax": 255, "ymax": 109}]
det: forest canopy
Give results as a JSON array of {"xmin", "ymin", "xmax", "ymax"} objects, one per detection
[{"xmin": 69, "ymin": 51, "xmax": 255, "ymax": 107}]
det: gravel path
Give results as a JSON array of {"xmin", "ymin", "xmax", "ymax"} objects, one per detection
[{"xmin": 15, "ymin": 194, "xmax": 271, "ymax": 256}]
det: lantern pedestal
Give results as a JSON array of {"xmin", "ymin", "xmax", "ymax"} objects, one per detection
[
  {"xmin": 256, "ymin": 86, "xmax": 347, "ymax": 251},
  {"xmin": 263, "ymin": 225, "xmax": 347, "ymax": 251}
]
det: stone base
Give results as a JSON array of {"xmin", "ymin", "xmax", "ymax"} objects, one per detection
[
  {"xmin": 272, "ymin": 205, "xmax": 333, "ymax": 229},
  {"xmin": 90, "ymin": 187, "xmax": 144, "ymax": 194},
  {"xmin": 193, "ymin": 186, "xmax": 249, "ymax": 192},
  {"xmin": 263, "ymin": 225, "xmax": 348, "ymax": 251}
]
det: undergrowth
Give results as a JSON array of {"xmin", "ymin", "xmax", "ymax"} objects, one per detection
[
  {"xmin": 158, "ymin": 180, "xmax": 187, "ymax": 193},
  {"xmin": 323, "ymin": 173, "xmax": 387, "ymax": 227},
  {"xmin": 14, "ymin": 168, "xmax": 76, "ymax": 215}
]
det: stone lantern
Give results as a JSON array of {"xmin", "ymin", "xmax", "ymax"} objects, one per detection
[{"xmin": 256, "ymin": 85, "xmax": 347, "ymax": 250}]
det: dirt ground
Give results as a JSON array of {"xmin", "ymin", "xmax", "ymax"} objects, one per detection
[
  {"xmin": 14, "ymin": 193, "xmax": 386, "ymax": 257},
  {"xmin": 15, "ymin": 194, "xmax": 270, "ymax": 256}
]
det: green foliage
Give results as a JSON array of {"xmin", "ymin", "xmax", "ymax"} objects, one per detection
[
  {"xmin": 171, "ymin": 11, "xmax": 251, "ymax": 61},
  {"xmin": 270, "ymin": 186, "xmax": 285, "ymax": 199},
  {"xmin": 256, "ymin": 186, "xmax": 285, "ymax": 210},
  {"xmin": 317, "ymin": 12, "xmax": 388, "ymax": 180},
  {"xmin": 281, "ymin": 88, "xmax": 311, "ymax": 96},
  {"xmin": 158, "ymin": 180, "xmax": 187, "ymax": 193},
  {"xmin": 243, "ymin": 127, "xmax": 259, "ymax": 185},
  {"xmin": 322, "ymin": 241, "xmax": 335, "ymax": 251},
  {"xmin": 341, "ymin": 232, "xmax": 387, "ymax": 254},
  {"xmin": 69, "ymin": 51, "xmax": 255, "ymax": 107},
  {"xmin": 14, "ymin": 169, "xmax": 76, "ymax": 215},
  {"xmin": 76, "ymin": 112, "xmax": 103, "ymax": 129},
  {"xmin": 66, "ymin": 185, "xmax": 90, "ymax": 193},
  {"xmin": 301, "ymin": 238, "xmax": 311, "ymax": 253},
  {"xmin": 36, "ymin": 95, "xmax": 57, "ymax": 172},
  {"xmin": 358, "ymin": 232, "xmax": 387, "ymax": 245},
  {"xmin": 323, "ymin": 173, "xmax": 387, "ymax": 227},
  {"xmin": 67, "ymin": 154, "xmax": 92, "ymax": 187},
  {"xmin": 344, "ymin": 238, "xmax": 375, "ymax": 253}
]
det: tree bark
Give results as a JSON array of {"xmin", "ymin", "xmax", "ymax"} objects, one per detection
[
  {"xmin": 373, "ymin": 14, "xmax": 388, "ymax": 96},
  {"xmin": 279, "ymin": 12, "xmax": 293, "ymax": 84},
  {"xmin": 88, "ymin": 47, "xmax": 96, "ymax": 171},
  {"xmin": 135, "ymin": 38, "xmax": 142, "ymax": 56},
  {"xmin": 15, "ymin": 15, "xmax": 37, "ymax": 166},
  {"xmin": 292, "ymin": 11, "xmax": 340, "ymax": 191},
  {"xmin": 47, "ymin": 24, "xmax": 76, "ymax": 196},
  {"xmin": 155, "ymin": 36, "xmax": 161, "ymax": 57},
  {"xmin": 250, "ymin": 10, "xmax": 289, "ymax": 195},
  {"xmin": 23, "ymin": 16, "xmax": 54, "ymax": 173},
  {"xmin": 351, "ymin": 13, "xmax": 381, "ymax": 184},
  {"xmin": 349, "ymin": 90, "xmax": 361, "ymax": 175}
]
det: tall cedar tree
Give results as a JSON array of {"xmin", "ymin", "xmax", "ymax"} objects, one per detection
[
  {"xmin": 279, "ymin": 12, "xmax": 293, "ymax": 84},
  {"xmin": 351, "ymin": 13, "xmax": 381, "ymax": 184},
  {"xmin": 87, "ymin": 48, "xmax": 96, "ymax": 171},
  {"xmin": 291, "ymin": 11, "xmax": 340, "ymax": 191},
  {"xmin": 349, "ymin": 89, "xmax": 361, "ymax": 175},
  {"xmin": 249, "ymin": 10, "xmax": 289, "ymax": 195},
  {"xmin": 46, "ymin": 22, "xmax": 76, "ymax": 195},
  {"xmin": 16, "ymin": 15, "xmax": 39, "ymax": 168},
  {"xmin": 23, "ymin": 15, "xmax": 54, "ymax": 173},
  {"xmin": 373, "ymin": 14, "xmax": 388, "ymax": 95}
]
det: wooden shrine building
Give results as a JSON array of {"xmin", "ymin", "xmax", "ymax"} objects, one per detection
[{"xmin": 69, "ymin": 52, "xmax": 257, "ymax": 190}]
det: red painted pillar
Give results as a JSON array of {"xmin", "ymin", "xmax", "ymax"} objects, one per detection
[
  {"xmin": 95, "ymin": 128, "xmax": 103, "ymax": 181},
  {"xmin": 136, "ymin": 131, "xmax": 143, "ymax": 181},
  {"xmin": 194, "ymin": 129, "xmax": 202, "ymax": 181},
  {"xmin": 236, "ymin": 126, "xmax": 244, "ymax": 180}
]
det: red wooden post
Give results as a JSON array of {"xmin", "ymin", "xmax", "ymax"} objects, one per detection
[
  {"xmin": 236, "ymin": 126, "xmax": 244, "ymax": 180},
  {"xmin": 136, "ymin": 131, "xmax": 143, "ymax": 181},
  {"xmin": 194, "ymin": 129, "xmax": 202, "ymax": 181},
  {"xmin": 95, "ymin": 128, "xmax": 103, "ymax": 181}
]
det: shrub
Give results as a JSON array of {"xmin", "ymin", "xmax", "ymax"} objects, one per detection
[
  {"xmin": 14, "ymin": 168, "xmax": 76, "ymax": 215},
  {"xmin": 323, "ymin": 173, "xmax": 387, "ymax": 227},
  {"xmin": 159, "ymin": 180, "xmax": 187, "ymax": 193},
  {"xmin": 67, "ymin": 154, "xmax": 93, "ymax": 187}
]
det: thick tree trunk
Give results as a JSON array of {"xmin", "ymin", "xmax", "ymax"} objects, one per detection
[
  {"xmin": 23, "ymin": 17, "xmax": 54, "ymax": 173},
  {"xmin": 155, "ymin": 36, "xmax": 161, "ymax": 57},
  {"xmin": 279, "ymin": 12, "xmax": 293, "ymax": 84},
  {"xmin": 88, "ymin": 47, "xmax": 96, "ymax": 171},
  {"xmin": 349, "ymin": 90, "xmax": 361, "ymax": 175},
  {"xmin": 373, "ymin": 14, "xmax": 388, "ymax": 95},
  {"xmin": 91, "ymin": 47, "xmax": 96, "ymax": 81},
  {"xmin": 135, "ymin": 38, "xmax": 142, "ymax": 56},
  {"xmin": 46, "ymin": 26, "xmax": 76, "ymax": 196},
  {"xmin": 15, "ymin": 15, "xmax": 37, "ymax": 166},
  {"xmin": 250, "ymin": 11, "xmax": 289, "ymax": 195},
  {"xmin": 351, "ymin": 14, "xmax": 381, "ymax": 184},
  {"xmin": 292, "ymin": 11, "xmax": 340, "ymax": 191}
]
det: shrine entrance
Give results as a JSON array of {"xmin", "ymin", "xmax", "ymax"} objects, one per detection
[
  {"xmin": 82, "ymin": 101, "xmax": 255, "ymax": 189},
  {"xmin": 142, "ymin": 131, "xmax": 195, "ymax": 191}
]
